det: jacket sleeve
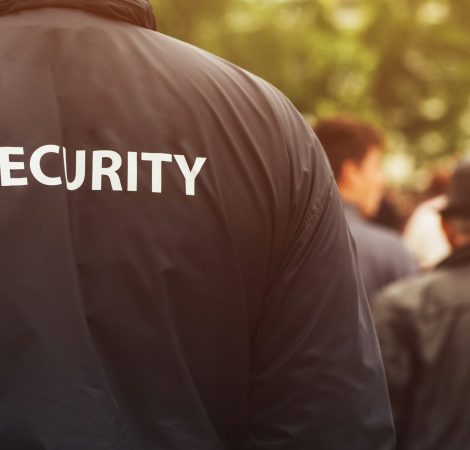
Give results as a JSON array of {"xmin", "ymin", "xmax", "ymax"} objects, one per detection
[{"xmin": 246, "ymin": 114, "xmax": 395, "ymax": 449}]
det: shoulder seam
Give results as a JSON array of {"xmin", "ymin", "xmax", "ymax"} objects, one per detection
[{"xmin": 299, "ymin": 176, "xmax": 335, "ymax": 232}]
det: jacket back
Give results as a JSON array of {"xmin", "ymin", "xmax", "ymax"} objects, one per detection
[
  {"xmin": 373, "ymin": 246, "xmax": 470, "ymax": 450},
  {"xmin": 0, "ymin": 2, "xmax": 394, "ymax": 449}
]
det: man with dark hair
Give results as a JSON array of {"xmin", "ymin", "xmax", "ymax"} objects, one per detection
[
  {"xmin": 373, "ymin": 159, "xmax": 470, "ymax": 450},
  {"xmin": 315, "ymin": 117, "xmax": 415, "ymax": 299},
  {"xmin": 0, "ymin": 2, "xmax": 394, "ymax": 449}
]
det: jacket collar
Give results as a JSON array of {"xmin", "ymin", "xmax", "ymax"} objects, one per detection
[
  {"xmin": 437, "ymin": 244, "xmax": 470, "ymax": 270},
  {"xmin": 0, "ymin": 0, "xmax": 157, "ymax": 30}
]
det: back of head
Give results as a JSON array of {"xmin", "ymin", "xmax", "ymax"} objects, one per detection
[
  {"xmin": 314, "ymin": 117, "xmax": 385, "ymax": 217},
  {"xmin": 314, "ymin": 117, "xmax": 385, "ymax": 180}
]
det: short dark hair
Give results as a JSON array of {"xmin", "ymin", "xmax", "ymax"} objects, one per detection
[{"xmin": 314, "ymin": 117, "xmax": 385, "ymax": 179}]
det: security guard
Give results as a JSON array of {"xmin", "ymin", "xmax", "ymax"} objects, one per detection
[{"xmin": 0, "ymin": 1, "xmax": 394, "ymax": 448}]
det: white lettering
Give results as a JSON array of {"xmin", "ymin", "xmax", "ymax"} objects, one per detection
[
  {"xmin": 128, "ymin": 152, "xmax": 138, "ymax": 192},
  {"xmin": 92, "ymin": 151, "xmax": 123, "ymax": 191},
  {"xmin": 141, "ymin": 153, "xmax": 172, "ymax": 193},
  {"xmin": 30, "ymin": 144, "xmax": 62, "ymax": 186},
  {"xmin": 0, "ymin": 147, "xmax": 28, "ymax": 186},
  {"xmin": 63, "ymin": 147, "xmax": 86, "ymax": 191},
  {"xmin": 0, "ymin": 146, "xmax": 207, "ymax": 196},
  {"xmin": 174, "ymin": 155, "xmax": 207, "ymax": 196}
]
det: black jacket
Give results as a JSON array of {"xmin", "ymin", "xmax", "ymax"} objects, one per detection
[
  {"xmin": 373, "ymin": 245, "xmax": 470, "ymax": 450},
  {"xmin": 0, "ymin": 1, "xmax": 394, "ymax": 449}
]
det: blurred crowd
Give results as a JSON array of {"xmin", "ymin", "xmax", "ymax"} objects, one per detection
[{"xmin": 314, "ymin": 116, "xmax": 470, "ymax": 450}]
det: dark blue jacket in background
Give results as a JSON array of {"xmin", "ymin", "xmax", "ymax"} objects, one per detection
[{"xmin": 344, "ymin": 203, "xmax": 416, "ymax": 300}]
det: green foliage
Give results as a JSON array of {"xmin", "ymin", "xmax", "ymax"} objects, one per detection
[{"xmin": 151, "ymin": 0, "xmax": 470, "ymax": 172}]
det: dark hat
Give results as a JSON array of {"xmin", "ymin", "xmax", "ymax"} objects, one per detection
[{"xmin": 441, "ymin": 159, "xmax": 470, "ymax": 218}]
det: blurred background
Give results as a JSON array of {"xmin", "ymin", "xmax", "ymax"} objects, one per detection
[{"xmin": 151, "ymin": 0, "xmax": 470, "ymax": 194}]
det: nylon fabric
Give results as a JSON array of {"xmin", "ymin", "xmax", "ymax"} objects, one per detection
[
  {"xmin": 373, "ymin": 247, "xmax": 470, "ymax": 449},
  {"xmin": 0, "ymin": 0, "xmax": 157, "ymax": 29},
  {"xmin": 0, "ymin": 6, "xmax": 394, "ymax": 450}
]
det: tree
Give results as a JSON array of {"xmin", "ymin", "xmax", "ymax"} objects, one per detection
[{"xmin": 151, "ymin": 0, "xmax": 470, "ymax": 174}]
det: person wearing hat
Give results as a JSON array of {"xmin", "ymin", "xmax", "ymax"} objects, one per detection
[{"xmin": 372, "ymin": 159, "xmax": 470, "ymax": 450}]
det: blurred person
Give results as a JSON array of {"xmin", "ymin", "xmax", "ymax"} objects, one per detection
[
  {"xmin": 315, "ymin": 117, "xmax": 416, "ymax": 300},
  {"xmin": 403, "ymin": 195, "xmax": 451, "ymax": 269},
  {"xmin": 373, "ymin": 160, "xmax": 470, "ymax": 450},
  {"xmin": 0, "ymin": 1, "xmax": 394, "ymax": 449},
  {"xmin": 403, "ymin": 171, "xmax": 452, "ymax": 269}
]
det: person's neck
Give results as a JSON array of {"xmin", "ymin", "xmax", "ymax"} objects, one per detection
[{"xmin": 338, "ymin": 185, "xmax": 366, "ymax": 217}]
